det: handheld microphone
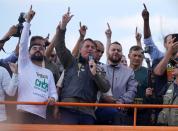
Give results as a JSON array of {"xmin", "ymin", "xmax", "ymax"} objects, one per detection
[{"xmin": 88, "ymin": 53, "xmax": 94, "ymax": 68}]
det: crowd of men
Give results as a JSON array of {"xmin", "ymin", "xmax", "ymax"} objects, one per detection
[{"xmin": 0, "ymin": 4, "xmax": 178, "ymax": 126}]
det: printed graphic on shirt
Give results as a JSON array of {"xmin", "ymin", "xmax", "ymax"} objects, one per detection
[
  {"xmin": 34, "ymin": 72, "xmax": 49, "ymax": 93},
  {"xmin": 167, "ymin": 63, "xmax": 175, "ymax": 84}
]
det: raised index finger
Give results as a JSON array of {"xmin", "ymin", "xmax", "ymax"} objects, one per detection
[
  {"xmin": 107, "ymin": 22, "xmax": 111, "ymax": 30},
  {"xmin": 46, "ymin": 33, "xmax": 50, "ymax": 39},
  {"xmin": 29, "ymin": 5, "xmax": 32, "ymax": 11},
  {"xmin": 135, "ymin": 27, "xmax": 138, "ymax": 35},
  {"xmin": 67, "ymin": 7, "xmax": 70, "ymax": 14},
  {"xmin": 79, "ymin": 21, "xmax": 82, "ymax": 28},
  {"xmin": 143, "ymin": 3, "xmax": 147, "ymax": 10}
]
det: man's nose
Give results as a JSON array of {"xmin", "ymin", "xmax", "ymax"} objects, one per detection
[{"xmin": 88, "ymin": 47, "xmax": 94, "ymax": 52}]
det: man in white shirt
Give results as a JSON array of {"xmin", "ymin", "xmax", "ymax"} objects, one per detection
[
  {"xmin": 17, "ymin": 6, "xmax": 58, "ymax": 124},
  {"xmin": 0, "ymin": 66, "xmax": 18, "ymax": 122}
]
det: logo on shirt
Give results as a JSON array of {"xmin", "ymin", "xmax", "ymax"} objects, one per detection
[{"xmin": 34, "ymin": 72, "xmax": 48, "ymax": 93}]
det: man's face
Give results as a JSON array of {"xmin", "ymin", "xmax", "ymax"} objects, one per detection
[
  {"xmin": 164, "ymin": 35, "xmax": 172, "ymax": 50},
  {"xmin": 29, "ymin": 39, "xmax": 45, "ymax": 62},
  {"xmin": 164, "ymin": 35, "xmax": 178, "ymax": 55},
  {"xmin": 129, "ymin": 50, "xmax": 144, "ymax": 67},
  {"xmin": 49, "ymin": 50, "xmax": 57, "ymax": 63},
  {"xmin": 175, "ymin": 52, "xmax": 178, "ymax": 59},
  {"xmin": 121, "ymin": 56, "xmax": 128, "ymax": 66},
  {"xmin": 108, "ymin": 44, "xmax": 122, "ymax": 64},
  {"xmin": 80, "ymin": 40, "xmax": 96, "ymax": 60},
  {"xmin": 95, "ymin": 42, "xmax": 104, "ymax": 61}
]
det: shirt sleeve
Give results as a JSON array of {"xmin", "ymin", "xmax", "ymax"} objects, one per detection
[
  {"xmin": 18, "ymin": 22, "xmax": 31, "ymax": 69},
  {"xmin": 48, "ymin": 71, "xmax": 58, "ymax": 101},
  {"xmin": 119, "ymin": 70, "xmax": 137, "ymax": 104},
  {"xmin": 56, "ymin": 70, "xmax": 65, "ymax": 88},
  {"xmin": 5, "ymin": 73, "xmax": 18, "ymax": 96},
  {"xmin": 1, "ymin": 52, "xmax": 18, "ymax": 63},
  {"xmin": 144, "ymin": 36, "xmax": 164, "ymax": 61},
  {"xmin": 1, "ymin": 67, "xmax": 15, "ymax": 96}
]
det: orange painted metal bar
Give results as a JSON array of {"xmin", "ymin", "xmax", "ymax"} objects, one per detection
[
  {"xmin": 1, "ymin": 101, "xmax": 178, "ymax": 127},
  {"xmin": 133, "ymin": 108, "xmax": 137, "ymax": 127},
  {"xmin": 1, "ymin": 101, "xmax": 178, "ymax": 109},
  {"xmin": 1, "ymin": 124, "xmax": 178, "ymax": 131}
]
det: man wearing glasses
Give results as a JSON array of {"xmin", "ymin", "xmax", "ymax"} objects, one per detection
[{"xmin": 17, "ymin": 6, "xmax": 58, "ymax": 124}]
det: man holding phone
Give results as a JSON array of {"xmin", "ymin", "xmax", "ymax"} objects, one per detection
[{"xmin": 142, "ymin": 3, "xmax": 178, "ymax": 125}]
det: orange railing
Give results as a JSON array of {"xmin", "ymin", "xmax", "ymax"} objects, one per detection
[{"xmin": 1, "ymin": 101, "xmax": 178, "ymax": 127}]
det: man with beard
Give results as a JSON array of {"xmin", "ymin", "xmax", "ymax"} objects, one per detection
[
  {"xmin": 16, "ymin": 6, "xmax": 58, "ymax": 124},
  {"xmin": 95, "ymin": 42, "xmax": 137, "ymax": 125}
]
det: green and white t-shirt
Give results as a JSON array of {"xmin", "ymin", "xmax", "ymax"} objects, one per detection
[{"xmin": 17, "ymin": 22, "xmax": 58, "ymax": 119}]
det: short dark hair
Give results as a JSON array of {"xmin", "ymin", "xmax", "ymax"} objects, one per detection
[
  {"xmin": 94, "ymin": 40, "xmax": 104, "ymax": 47},
  {"xmin": 164, "ymin": 33, "xmax": 178, "ymax": 44},
  {"xmin": 80, "ymin": 38, "xmax": 97, "ymax": 49},
  {"xmin": 29, "ymin": 36, "xmax": 44, "ymax": 51},
  {"xmin": 108, "ymin": 41, "xmax": 122, "ymax": 49},
  {"xmin": 111, "ymin": 41, "xmax": 121, "ymax": 46},
  {"xmin": 164, "ymin": 34, "xmax": 170, "ymax": 44},
  {"xmin": 129, "ymin": 46, "xmax": 143, "ymax": 53}
]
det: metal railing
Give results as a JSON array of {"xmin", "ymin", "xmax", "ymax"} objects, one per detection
[{"xmin": 1, "ymin": 101, "xmax": 178, "ymax": 126}]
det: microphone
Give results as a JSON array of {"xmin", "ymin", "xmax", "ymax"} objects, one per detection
[{"xmin": 88, "ymin": 53, "xmax": 94, "ymax": 68}]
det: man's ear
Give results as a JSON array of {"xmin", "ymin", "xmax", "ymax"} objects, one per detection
[{"xmin": 128, "ymin": 54, "xmax": 131, "ymax": 59}]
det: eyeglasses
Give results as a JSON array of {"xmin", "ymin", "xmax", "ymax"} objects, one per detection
[
  {"xmin": 96, "ymin": 49, "xmax": 104, "ymax": 54},
  {"xmin": 31, "ymin": 45, "xmax": 45, "ymax": 51}
]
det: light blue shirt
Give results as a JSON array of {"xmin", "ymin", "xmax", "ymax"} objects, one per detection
[
  {"xmin": 0, "ymin": 52, "xmax": 18, "ymax": 64},
  {"xmin": 144, "ymin": 36, "xmax": 164, "ymax": 61}
]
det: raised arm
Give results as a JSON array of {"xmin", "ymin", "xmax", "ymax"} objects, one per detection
[
  {"xmin": 135, "ymin": 27, "xmax": 142, "ymax": 48},
  {"xmin": 142, "ymin": 3, "xmax": 151, "ymax": 39},
  {"xmin": 6, "ymin": 63, "xmax": 18, "ymax": 96},
  {"xmin": 154, "ymin": 37, "xmax": 178, "ymax": 75},
  {"xmin": 0, "ymin": 25, "xmax": 18, "ymax": 52},
  {"xmin": 72, "ymin": 22, "xmax": 87, "ymax": 57},
  {"xmin": 105, "ymin": 22, "xmax": 112, "ymax": 59},
  {"xmin": 142, "ymin": 3, "xmax": 164, "ymax": 61},
  {"xmin": 18, "ymin": 5, "xmax": 35, "ymax": 66},
  {"xmin": 53, "ymin": 8, "xmax": 74, "ymax": 69},
  {"xmin": 44, "ymin": 34, "xmax": 54, "ymax": 58},
  {"xmin": 45, "ymin": 37, "xmax": 56, "ymax": 59}
]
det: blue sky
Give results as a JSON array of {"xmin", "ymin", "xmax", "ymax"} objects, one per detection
[{"xmin": 0, "ymin": 0, "xmax": 178, "ymax": 64}]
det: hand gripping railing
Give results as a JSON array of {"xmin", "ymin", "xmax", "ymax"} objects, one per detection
[{"xmin": 1, "ymin": 101, "xmax": 178, "ymax": 126}]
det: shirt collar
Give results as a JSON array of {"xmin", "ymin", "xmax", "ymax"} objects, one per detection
[{"xmin": 109, "ymin": 63, "xmax": 121, "ymax": 68}]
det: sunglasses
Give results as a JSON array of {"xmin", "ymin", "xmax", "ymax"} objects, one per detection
[{"xmin": 31, "ymin": 45, "xmax": 45, "ymax": 51}]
